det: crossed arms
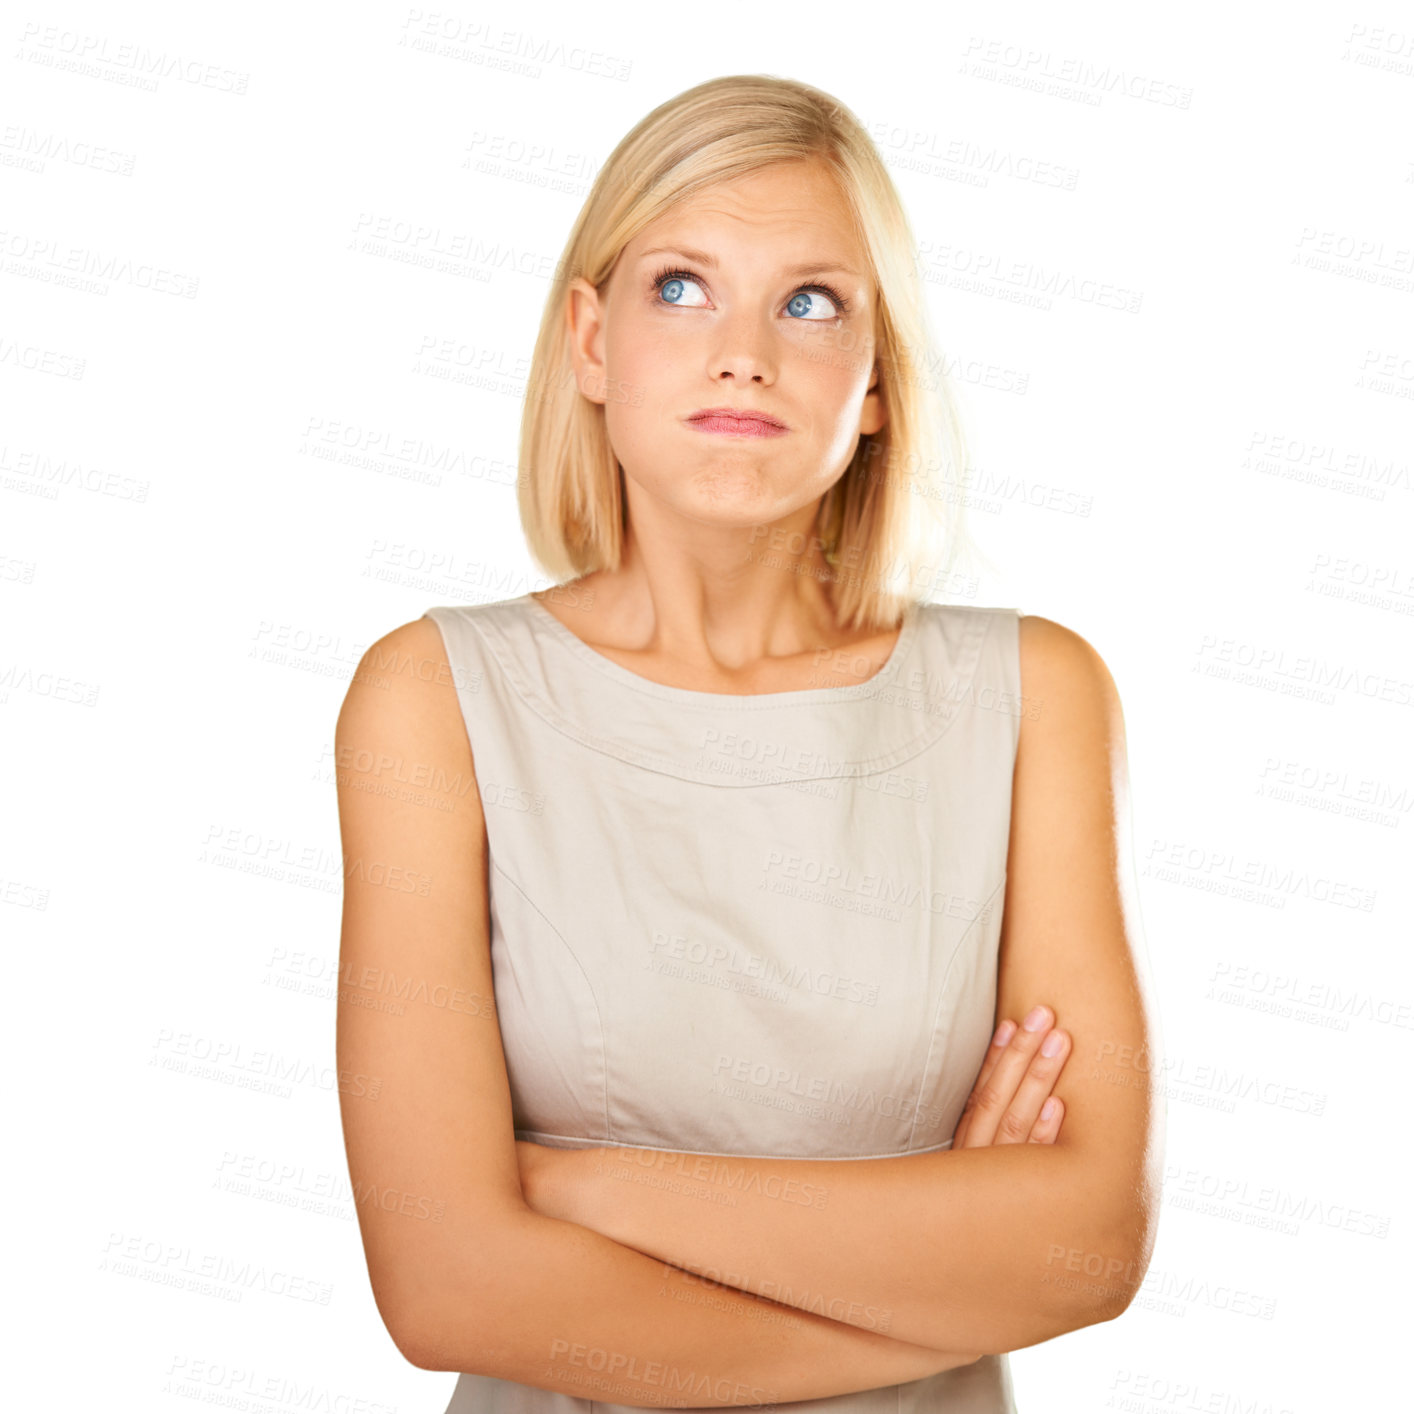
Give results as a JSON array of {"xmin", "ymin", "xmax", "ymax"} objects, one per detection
[{"xmin": 334, "ymin": 612, "xmax": 1163, "ymax": 1402}]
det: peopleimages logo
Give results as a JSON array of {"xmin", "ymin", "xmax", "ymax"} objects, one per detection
[{"xmin": 761, "ymin": 848, "xmax": 996, "ymax": 920}]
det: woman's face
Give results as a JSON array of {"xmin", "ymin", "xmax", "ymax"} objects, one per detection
[{"xmin": 568, "ymin": 158, "xmax": 886, "ymax": 544}]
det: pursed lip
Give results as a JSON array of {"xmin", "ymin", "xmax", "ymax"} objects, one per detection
[{"xmin": 684, "ymin": 406, "xmax": 790, "ymax": 432}]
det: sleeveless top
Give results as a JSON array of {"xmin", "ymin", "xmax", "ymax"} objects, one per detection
[{"xmin": 423, "ymin": 591, "xmax": 1022, "ymax": 1414}]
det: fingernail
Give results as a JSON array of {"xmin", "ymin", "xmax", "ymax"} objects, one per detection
[
  {"xmin": 1023, "ymin": 1005, "xmax": 1049, "ymax": 1032},
  {"xmin": 993, "ymin": 1020, "xmax": 1016, "ymax": 1047},
  {"xmin": 1041, "ymin": 1098, "xmax": 1057, "ymax": 1121},
  {"xmin": 1042, "ymin": 1030, "xmax": 1065, "ymax": 1057}
]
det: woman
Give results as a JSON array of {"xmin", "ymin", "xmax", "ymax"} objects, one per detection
[{"xmin": 335, "ymin": 75, "xmax": 1162, "ymax": 1413}]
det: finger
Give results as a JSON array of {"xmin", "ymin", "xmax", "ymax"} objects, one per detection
[
  {"xmin": 954, "ymin": 1018, "xmax": 1018, "ymax": 1143},
  {"xmin": 957, "ymin": 1010, "xmax": 1049, "ymax": 1148},
  {"xmin": 994, "ymin": 1027, "xmax": 1071, "ymax": 1145},
  {"xmin": 1028, "ymin": 1095, "xmax": 1064, "ymax": 1144},
  {"xmin": 950, "ymin": 1018, "xmax": 1018, "ymax": 1148},
  {"xmin": 960, "ymin": 1005, "xmax": 1057, "ymax": 1147},
  {"xmin": 974, "ymin": 1018, "xmax": 1018, "ymax": 1095}
]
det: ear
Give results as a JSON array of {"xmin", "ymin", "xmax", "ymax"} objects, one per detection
[
  {"xmin": 565, "ymin": 276, "xmax": 609, "ymax": 405},
  {"xmin": 859, "ymin": 360, "xmax": 888, "ymax": 437}
]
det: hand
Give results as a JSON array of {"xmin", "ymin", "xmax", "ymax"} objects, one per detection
[{"xmin": 951, "ymin": 1005, "xmax": 1070, "ymax": 1148}]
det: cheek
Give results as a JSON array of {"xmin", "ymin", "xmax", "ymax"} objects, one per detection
[
  {"xmin": 602, "ymin": 399, "xmax": 650, "ymax": 464},
  {"xmin": 789, "ymin": 338, "xmax": 872, "ymax": 441},
  {"xmin": 604, "ymin": 316, "xmax": 673, "ymax": 408},
  {"xmin": 795, "ymin": 327, "xmax": 872, "ymax": 393},
  {"xmin": 600, "ymin": 374, "xmax": 668, "ymax": 473}
]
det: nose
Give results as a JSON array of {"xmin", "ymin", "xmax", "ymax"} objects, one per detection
[{"xmin": 707, "ymin": 309, "xmax": 775, "ymax": 384}]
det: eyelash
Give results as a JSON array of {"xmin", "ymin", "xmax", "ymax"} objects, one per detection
[{"xmin": 648, "ymin": 264, "xmax": 851, "ymax": 317}]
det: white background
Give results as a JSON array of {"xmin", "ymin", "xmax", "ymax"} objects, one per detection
[{"xmin": 5, "ymin": 2, "xmax": 1411, "ymax": 1409}]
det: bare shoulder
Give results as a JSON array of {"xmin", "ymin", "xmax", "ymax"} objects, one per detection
[
  {"xmin": 333, "ymin": 615, "xmax": 481, "ymax": 881},
  {"xmin": 1016, "ymin": 613, "xmax": 1120, "ymax": 693},
  {"xmin": 1016, "ymin": 613, "xmax": 1126, "ymax": 749},
  {"xmin": 336, "ymin": 616, "xmax": 469, "ymax": 758}
]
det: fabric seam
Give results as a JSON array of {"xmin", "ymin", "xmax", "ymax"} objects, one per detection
[
  {"xmin": 904, "ymin": 872, "xmax": 1009, "ymax": 1152},
  {"xmin": 521, "ymin": 592, "xmax": 926, "ymax": 709},
  {"xmin": 469, "ymin": 602, "xmax": 996, "ymax": 788},
  {"xmin": 489, "ymin": 857, "xmax": 613, "ymax": 1143},
  {"xmin": 510, "ymin": 1129, "xmax": 958, "ymax": 1163}
]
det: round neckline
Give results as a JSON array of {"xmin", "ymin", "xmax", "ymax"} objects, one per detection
[{"xmin": 521, "ymin": 592, "xmax": 923, "ymax": 707}]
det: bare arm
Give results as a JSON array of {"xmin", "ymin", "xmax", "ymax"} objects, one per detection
[
  {"xmin": 521, "ymin": 1139, "xmax": 1100, "ymax": 1357},
  {"xmin": 503, "ymin": 616, "xmax": 1166, "ymax": 1358},
  {"xmin": 334, "ymin": 617, "xmax": 984, "ymax": 1404},
  {"xmin": 429, "ymin": 1206, "xmax": 983, "ymax": 1402}
]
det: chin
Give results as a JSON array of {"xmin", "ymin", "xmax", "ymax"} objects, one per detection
[{"xmin": 678, "ymin": 478, "xmax": 803, "ymax": 523}]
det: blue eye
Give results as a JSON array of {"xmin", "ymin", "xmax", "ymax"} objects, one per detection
[
  {"xmin": 785, "ymin": 290, "xmax": 841, "ymax": 321},
  {"xmin": 656, "ymin": 273, "xmax": 709, "ymax": 307},
  {"xmin": 649, "ymin": 265, "xmax": 849, "ymax": 319}
]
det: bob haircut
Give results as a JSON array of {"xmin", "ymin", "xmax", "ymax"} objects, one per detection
[{"xmin": 517, "ymin": 73, "xmax": 974, "ymax": 632}]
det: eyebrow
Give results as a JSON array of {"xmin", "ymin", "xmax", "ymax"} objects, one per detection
[{"xmin": 636, "ymin": 244, "xmax": 863, "ymax": 281}]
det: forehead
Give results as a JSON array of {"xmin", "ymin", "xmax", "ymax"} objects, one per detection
[{"xmin": 627, "ymin": 160, "xmax": 867, "ymax": 274}]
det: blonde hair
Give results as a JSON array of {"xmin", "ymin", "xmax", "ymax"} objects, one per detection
[{"xmin": 517, "ymin": 74, "xmax": 973, "ymax": 631}]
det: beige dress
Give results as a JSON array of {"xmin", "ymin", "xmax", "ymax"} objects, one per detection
[{"xmin": 422, "ymin": 592, "xmax": 1022, "ymax": 1413}]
